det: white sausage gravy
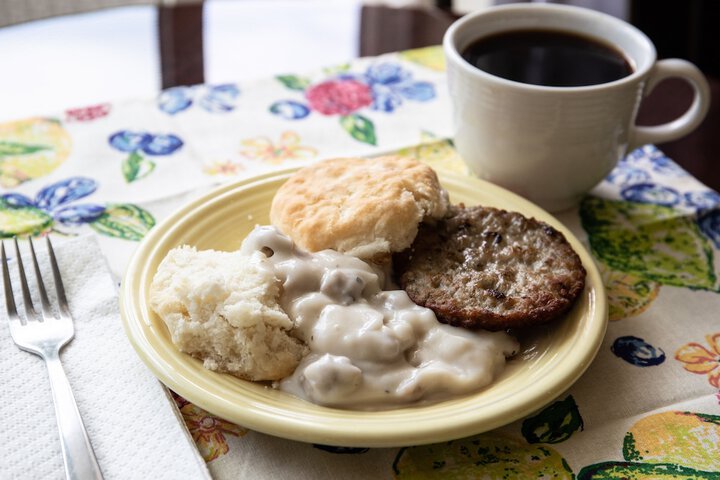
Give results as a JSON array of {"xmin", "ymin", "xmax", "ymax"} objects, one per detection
[{"xmin": 241, "ymin": 226, "xmax": 518, "ymax": 410}]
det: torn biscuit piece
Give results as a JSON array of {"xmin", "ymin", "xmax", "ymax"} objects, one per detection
[{"xmin": 149, "ymin": 246, "xmax": 306, "ymax": 381}]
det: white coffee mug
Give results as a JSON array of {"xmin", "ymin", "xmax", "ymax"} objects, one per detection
[{"xmin": 443, "ymin": 3, "xmax": 710, "ymax": 212}]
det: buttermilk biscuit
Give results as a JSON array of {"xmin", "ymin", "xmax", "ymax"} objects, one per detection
[
  {"xmin": 270, "ymin": 156, "xmax": 449, "ymax": 259},
  {"xmin": 149, "ymin": 246, "xmax": 307, "ymax": 381},
  {"xmin": 394, "ymin": 205, "xmax": 586, "ymax": 331}
]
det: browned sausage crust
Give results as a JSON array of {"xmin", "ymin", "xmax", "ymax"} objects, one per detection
[{"xmin": 393, "ymin": 205, "xmax": 586, "ymax": 331}]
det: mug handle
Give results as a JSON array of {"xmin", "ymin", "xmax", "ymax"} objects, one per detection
[{"xmin": 630, "ymin": 58, "xmax": 711, "ymax": 150}]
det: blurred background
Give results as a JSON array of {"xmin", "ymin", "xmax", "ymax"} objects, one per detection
[
  {"xmin": 1, "ymin": 0, "xmax": 717, "ymax": 185},
  {"xmin": 0, "ymin": 0, "xmax": 361, "ymax": 121},
  {"xmin": 1, "ymin": 0, "xmax": 716, "ymax": 119}
]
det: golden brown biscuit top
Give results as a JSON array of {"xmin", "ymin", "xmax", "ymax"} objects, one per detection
[{"xmin": 270, "ymin": 156, "xmax": 449, "ymax": 258}]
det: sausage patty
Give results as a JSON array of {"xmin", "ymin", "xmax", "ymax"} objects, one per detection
[{"xmin": 393, "ymin": 205, "xmax": 586, "ymax": 331}]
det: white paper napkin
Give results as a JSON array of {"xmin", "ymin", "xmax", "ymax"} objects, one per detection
[{"xmin": 0, "ymin": 235, "xmax": 210, "ymax": 480}]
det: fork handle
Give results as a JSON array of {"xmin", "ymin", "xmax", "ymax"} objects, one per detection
[{"xmin": 45, "ymin": 352, "xmax": 104, "ymax": 480}]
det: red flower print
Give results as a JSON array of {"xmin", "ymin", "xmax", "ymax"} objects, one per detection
[
  {"xmin": 305, "ymin": 79, "xmax": 372, "ymax": 116},
  {"xmin": 65, "ymin": 103, "xmax": 111, "ymax": 122}
]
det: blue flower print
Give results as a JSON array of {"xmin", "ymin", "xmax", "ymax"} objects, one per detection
[
  {"xmin": 623, "ymin": 145, "xmax": 687, "ymax": 177},
  {"xmin": 650, "ymin": 154, "xmax": 688, "ymax": 177},
  {"xmin": 684, "ymin": 190, "xmax": 720, "ymax": 211},
  {"xmin": 108, "ymin": 131, "xmax": 152, "ymax": 153},
  {"xmin": 698, "ymin": 209, "xmax": 720, "ymax": 249},
  {"xmin": 364, "ymin": 63, "xmax": 411, "ymax": 85},
  {"xmin": 109, "ymin": 131, "xmax": 182, "ymax": 156},
  {"xmin": 53, "ymin": 204, "xmax": 106, "ymax": 226},
  {"xmin": 624, "ymin": 147, "xmax": 648, "ymax": 163},
  {"xmin": 199, "ymin": 84, "xmax": 241, "ymax": 113},
  {"xmin": 362, "ymin": 63, "xmax": 436, "ymax": 113},
  {"xmin": 109, "ymin": 130, "xmax": 183, "ymax": 182},
  {"xmin": 158, "ymin": 87, "xmax": 192, "ymax": 115},
  {"xmin": 159, "ymin": 84, "xmax": 241, "ymax": 115},
  {"xmin": 1, "ymin": 177, "xmax": 105, "ymax": 235},
  {"xmin": 270, "ymin": 62, "xmax": 436, "ymax": 145},
  {"xmin": 0, "ymin": 177, "xmax": 157, "ymax": 241},
  {"xmin": 606, "ymin": 166, "xmax": 651, "ymax": 187},
  {"xmin": 269, "ymin": 100, "xmax": 311, "ymax": 120},
  {"xmin": 621, "ymin": 183, "xmax": 680, "ymax": 207},
  {"xmin": 142, "ymin": 134, "xmax": 184, "ymax": 156},
  {"xmin": 611, "ymin": 336, "xmax": 666, "ymax": 367}
]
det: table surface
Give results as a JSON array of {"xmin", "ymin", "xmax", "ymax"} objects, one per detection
[{"xmin": 1, "ymin": 46, "xmax": 719, "ymax": 479}]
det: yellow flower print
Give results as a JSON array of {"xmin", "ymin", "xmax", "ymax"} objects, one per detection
[
  {"xmin": 623, "ymin": 411, "xmax": 720, "ymax": 471},
  {"xmin": 394, "ymin": 132, "xmax": 468, "ymax": 175},
  {"xmin": 399, "ymin": 46, "xmax": 446, "ymax": 71},
  {"xmin": 0, "ymin": 118, "xmax": 71, "ymax": 187},
  {"xmin": 239, "ymin": 131, "xmax": 317, "ymax": 165},
  {"xmin": 204, "ymin": 159, "xmax": 245, "ymax": 176},
  {"xmin": 174, "ymin": 394, "xmax": 247, "ymax": 462},
  {"xmin": 599, "ymin": 263, "xmax": 660, "ymax": 321},
  {"xmin": 675, "ymin": 333, "xmax": 720, "ymax": 388}
]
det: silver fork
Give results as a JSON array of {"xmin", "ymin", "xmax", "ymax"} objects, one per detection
[{"xmin": 2, "ymin": 237, "xmax": 103, "ymax": 480}]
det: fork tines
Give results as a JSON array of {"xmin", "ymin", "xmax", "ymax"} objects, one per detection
[
  {"xmin": 2, "ymin": 236, "xmax": 103, "ymax": 478},
  {"xmin": 2, "ymin": 237, "xmax": 65, "ymax": 324}
]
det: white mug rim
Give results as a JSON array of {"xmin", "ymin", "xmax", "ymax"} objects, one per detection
[{"xmin": 443, "ymin": 3, "xmax": 658, "ymax": 93}]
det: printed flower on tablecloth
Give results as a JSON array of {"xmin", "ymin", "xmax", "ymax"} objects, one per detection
[
  {"xmin": 399, "ymin": 46, "xmax": 446, "ymax": 72},
  {"xmin": 606, "ymin": 165, "xmax": 651, "ymax": 187},
  {"xmin": 159, "ymin": 84, "xmax": 241, "ymax": 115},
  {"xmin": 108, "ymin": 130, "xmax": 183, "ymax": 182},
  {"xmin": 65, "ymin": 104, "xmax": 111, "ymax": 122},
  {"xmin": 521, "ymin": 395, "xmax": 584, "ymax": 444},
  {"xmin": 0, "ymin": 118, "xmax": 71, "ymax": 188},
  {"xmin": 394, "ymin": 131, "xmax": 467, "ymax": 174},
  {"xmin": 621, "ymin": 183, "xmax": 681, "ymax": 207},
  {"xmin": 621, "ymin": 145, "xmax": 689, "ymax": 177},
  {"xmin": 675, "ymin": 333, "xmax": 720, "ymax": 388},
  {"xmin": 239, "ymin": 131, "xmax": 317, "ymax": 165},
  {"xmin": 604, "ymin": 147, "xmax": 720, "ymax": 213},
  {"xmin": 598, "ymin": 262, "xmax": 660, "ymax": 321},
  {"xmin": 392, "ymin": 433, "xmax": 574, "ymax": 479},
  {"xmin": 305, "ymin": 78, "xmax": 373, "ymax": 115},
  {"xmin": 580, "ymin": 197, "xmax": 717, "ymax": 291},
  {"xmin": 698, "ymin": 209, "xmax": 720, "ymax": 249},
  {"xmin": 270, "ymin": 62, "xmax": 436, "ymax": 145},
  {"xmin": 0, "ymin": 177, "xmax": 155, "ymax": 241},
  {"xmin": 172, "ymin": 393, "xmax": 247, "ymax": 462},
  {"xmin": 203, "ymin": 159, "xmax": 246, "ymax": 176},
  {"xmin": 578, "ymin": 411, "xmax": 720, "ymax": 478},
  {"xmin": 611, "ymin": 336, "xmax": 666, "ymax": 366}
]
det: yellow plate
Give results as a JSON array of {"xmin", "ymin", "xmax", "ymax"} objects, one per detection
[{"xmin": 120, "ymin": 169, "xmax": 607, "ymax": 447}]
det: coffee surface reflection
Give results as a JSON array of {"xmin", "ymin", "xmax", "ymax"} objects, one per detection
[{"xmin": 461, "ymin": 29, "xmax": 633, "ymax": 87}]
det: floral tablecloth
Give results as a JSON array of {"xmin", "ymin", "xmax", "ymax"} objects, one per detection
[{"xmin": 1, "ymin": 47, "xmax": 719, "ymax": 479}]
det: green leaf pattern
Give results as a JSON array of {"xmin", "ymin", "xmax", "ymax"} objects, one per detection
[
  {"xmin": 122, "ymin": 151, "xmax": 156, "ymax": 183},
  {"xmin": 580, "ymin": 197, "xmax": 717, "ymax": 290},
  {"xmin": 521, "ymin": 395, "xmax": 584, "ymax": 444},
  {"xmin": 0, "ymin": 200, "xmax": 154, "ymax": 242},
  {"xmin": 276, "ymin": 75, "xmax": 312, "ymax": 91},
  {"xmin": 0, "ymin": 140, "xmax": 51, "ymax": 157},
  {"xmin": 0, "ymin": 200, "xmax": 53, "ymax": 238},
  {"xmin": 340, "ymin": 114, "xmax": 376, "ymax": 145},
  {"xmin": 577, "ymin": 462, "xmax": 719, "ymax": 479},
  {"xmin": 90, "ymin": 204, "xmax": 155, "ymax": 241},
  {"xmin": 392, "ymin": 434, "xmax": 574, "ymax": 479}
]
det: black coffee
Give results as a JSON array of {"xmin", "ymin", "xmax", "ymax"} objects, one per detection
[{"xmin": 461, "ymin": 29, "xmax": 633, "ymax": 87}]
